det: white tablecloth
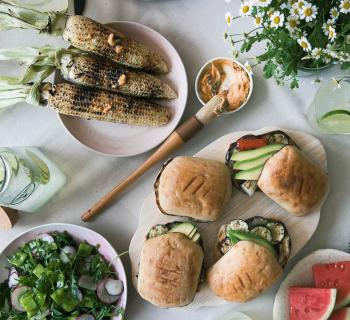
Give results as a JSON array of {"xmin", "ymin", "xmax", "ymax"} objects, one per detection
[{"xmin": 0, "ymin": 1, "xmax": 349, "ymax": 319}]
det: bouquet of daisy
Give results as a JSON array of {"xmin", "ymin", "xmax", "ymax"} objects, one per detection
[{"xmin": 224, "ymin": 0, "xmax": 350, "ymax": 88}]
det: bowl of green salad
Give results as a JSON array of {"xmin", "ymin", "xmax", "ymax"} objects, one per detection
[{"xmin": 0, "ymin": 223, "xmax": 127, "ymax": 320}]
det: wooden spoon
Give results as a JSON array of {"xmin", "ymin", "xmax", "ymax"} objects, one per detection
[{"xmin": 81, "ymin": 91, "xmax": 229, "ymax": 221}]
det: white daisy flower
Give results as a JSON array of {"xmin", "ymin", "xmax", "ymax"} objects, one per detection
[
  {"xmin": 328, "ymin": 26, "xmax": 337, "ymax": 42},
  {"xmin": 297, "ymin": 36, "xmax": 312, "ymax": 52},
  {"xmin": 300, "ymin": 3, "xmax": 317, "ymax": 22},
  {"xmin": 311, "ymin": 47, "xmax": 323, "ymax": 59},
  {"xmin": 322, "ymin": 20, "xmax": 334, "ymax": 36},
  {"xmin": 293, "ymin": 0, "xmax": 306, "ymax": 11},
  {"xmin": 244, "ymin": 61, "xmax": 253, "ymax": 75},
  {"xmin": 255, "ymin": 0, "xmax": 272, "ymax": 7},
  {"xmin": 340, "ymin": 0, "xmax": 350, "ymax": 13},
  {"xmin": 329, "ymin": 7, "xmax": 339, "ymax": 19},
  {"xmin": 280, "ymin": 3, "xmax": 290, "ymax": 10},
  {"xmin": 239, "ymin": 1, "xmax": 253, "ymax": 16},
  {"xmin": 286, "ymin": 15, "xmax": 300, "ymax": 32},
  {"xmin": 288, "ymin": 0, "xmax": 298, "ymax": 6},
  {"xmin": 290, "ymin": 6, "xmax": 300, "ymax": 17},
  {"xmin": 270, "ymin": 11, "xmax": 285, "ymax": 28},
  {"xmin": 254, "ymin": 12, "xmax": 264, "ymax": 27},
  {"xmin": 225, "ymin": 11, "xmax": 234, "ymax": 26}
]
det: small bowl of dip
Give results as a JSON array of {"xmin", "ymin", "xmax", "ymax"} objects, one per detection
[{"xmin": 195, "ymin": 57, "xmax": 253, "ymax": 114}]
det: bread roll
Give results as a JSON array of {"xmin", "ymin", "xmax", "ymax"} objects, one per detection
[
  {"xmin": 155, "ymin": 156, "xmax": 232, "ymax": 221},
  {"xmin": 137, "ymin": 232, "xmax": 204, "ymax": 308}
]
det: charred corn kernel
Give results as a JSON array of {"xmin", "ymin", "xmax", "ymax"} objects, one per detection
[
  {"xmin": 115, "ymin": 45, "xmax": 123, "ymax": 54},
  {"xmin": 62, "ymin": 16, "xmax": 168, "ymax": 73},
  {"xmin": 108, "ymin": 33, "xmax": 116, "ymax": 46},
  {"xmin": 48, "ymin": 83, "xmax": 171, "ymax": 127},
  {"xmin": 86, "ymin": 33, "xmax": 93, "ymax": 40},
  {"xmin": 62, "ymin": 55, "xmax": 177, "ymax": 99},
  {"xmin": 118, "ymin": 74, "xmax": 127, "ymax": 86}
]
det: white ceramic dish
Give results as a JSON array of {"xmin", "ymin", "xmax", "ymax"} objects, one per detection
[
  {"xmin": 58, "ymin": 21, "xmax": 188, "ymax": 157},
  {"xmin": 0, "ymin": 223, "xmax": 127, "ymax": 319},
  {"xmin": 194, "ymin": 57, "xmax": 253, "ymax": 114},
  {"xmin": 273, "ymin": 249, "xmax": 350, "ymax": 320},
  {"xmin": 129, "ymin": 126, "xmax": 329, "ymax": 311}
]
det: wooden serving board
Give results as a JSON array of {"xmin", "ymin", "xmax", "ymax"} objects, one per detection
[{"xmin": 129, "ymin": 126, "xmax": 330, "ymax": 310}]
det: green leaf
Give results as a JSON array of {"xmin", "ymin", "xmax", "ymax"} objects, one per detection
[
  {"xmin": 290, "ymin": 78, "xmax": 299, "ymax": 89},
  {"xmin": 341, "ymin": 62, "xmax": 350, "ymax": 70},
  {"xmin": 263, "ymin": 60, "xmax": 277, "ymax": 79}
]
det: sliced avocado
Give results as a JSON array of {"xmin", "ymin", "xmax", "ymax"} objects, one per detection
[
  {"xmin": 234, "ymin": 165, "xmax": 264, "ymax": 181},
  {"xmin": 228, "ymin": 230, "xmax": 277, "ymax": 258},
  {"xmin": 188, "ymin": 227, "xmax": 197, "ymax": 239},
  {"xmin": 169, "ymin": 222, "xmax": 196, "ymax": 238},
  {"xmin": 231, "ymin": 144, "xmax": 285, "ymax": 162},
  {"xmin": 192, "ymin": 232, "xmax": 201, "ymax": 243},
  {"xmin": 233, "ymin": 151, "xmax": 276, "ymax": 171}
]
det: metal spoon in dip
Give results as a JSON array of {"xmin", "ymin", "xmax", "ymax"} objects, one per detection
[{"xmin": 81, "ymin": 58, "xmax": 253, "ymax": 222}]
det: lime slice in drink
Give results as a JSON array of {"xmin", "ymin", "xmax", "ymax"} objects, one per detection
[{"xmin": 319, "ymin": 109, "xmax": 350, "ymax": 134}]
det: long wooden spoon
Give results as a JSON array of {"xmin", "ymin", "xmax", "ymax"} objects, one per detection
[{"xmin": 81, "ymin": 91, "xmax": 229, "ymax": 221}]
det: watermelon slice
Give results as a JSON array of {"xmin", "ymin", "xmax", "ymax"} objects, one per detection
[
  {"xmin": 313, "ymin": 261, "xmax": 350, "ymax": 309},
  {"xmin": 330, "ymin": 308, "xmax": 350, "ymax": 320},
  {"xmin": 289, "ymin": 287, "xmax": 337, "ymax": 320}
]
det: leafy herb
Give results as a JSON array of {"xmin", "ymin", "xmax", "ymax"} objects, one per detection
[{"xmin": 0, "ymin": 231, "xmax": 125, "ymax": 319}]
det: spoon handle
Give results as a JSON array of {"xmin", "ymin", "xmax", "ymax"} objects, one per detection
[{"xmin": 81, "ymin": 116, "xmax": 203, "ymax": 222}]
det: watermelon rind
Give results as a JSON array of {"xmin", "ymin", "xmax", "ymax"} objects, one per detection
[
  {"xmin": 320, "ymin": 289, "xmax": 337, "ymax": 320},
  {"xmin": 330, "ymin": 307, "xmax": 350, "ymax": 320},
  {"xmin": 335, "ymin": 292, "xmax": 350, "ymax": 310}
]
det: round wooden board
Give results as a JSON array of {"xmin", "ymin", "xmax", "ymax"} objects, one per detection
[{"xmin": 129, "ymin": 126, "xmax": 330, "ymax": 310}]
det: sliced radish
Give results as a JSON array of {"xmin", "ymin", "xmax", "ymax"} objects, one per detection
[
  {"xmin": 36, "ymin": 233, "xmax": 54, "ymax": 244},
  {"xmin": 78, "ymin": 275, "xmax": 97, "ymax": 291},
  {"xmin": 8, "ymin": 267, "xmax": 19, "ymax": 289},
  {"xmin": 60, "ymin": 246, "xmax": 77, "ymax": 263},
  {"xmin": 11, "ymin": 285, "xmax": 30, "ymax": 312},
  {"xmin": 97, "ymin": 279, "xmax": 120, "ymax": 304},
  {"xmin": 105, "ymin": 279, "xmax": 123, "ymax": 296},
  {"xmin": 77, "ymin": 314, "xmax": 95, "ymax": 320},
  {"xmin": 76, "ymin": 289, "xmax": 83, "ymax": 301}
]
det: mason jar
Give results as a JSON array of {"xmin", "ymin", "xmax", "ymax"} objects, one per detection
[{"xmin": 0, "ymin": 147, "xmax": 66, "ymax": 213}]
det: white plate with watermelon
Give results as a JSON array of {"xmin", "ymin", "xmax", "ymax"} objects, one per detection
[{"xmin": 273, "ymin": 249, "xmax": 350, "ymax": 320}]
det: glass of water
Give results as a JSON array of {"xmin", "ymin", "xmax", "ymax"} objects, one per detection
[
  {"xmin": 307, "ymin": 76, "xmax": 350, "ymax": 134},
  {"xmin": 0, "ymin": 147, "xmax": 66, "ymax": 213}
]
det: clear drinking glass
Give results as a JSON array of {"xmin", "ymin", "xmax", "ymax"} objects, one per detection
[
  {"xmin": 307, "ymin": 76, "xmax": 350, "ymax": 134},
  {"xmin": 0, "ymin": 147, "xmax": 66, "ymax": 213}
]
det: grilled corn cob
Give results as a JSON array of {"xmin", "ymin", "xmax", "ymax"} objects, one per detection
[
  {"xmin": 47, "ymin": 83, "xmax": 171, "ymax": 127},
  {"xmin": 61, "ymin": 55, "xmax": 177, "ymax": 99},
  {"xmin": 0, "ymin": 2, "xmax": 168, "ymax": 73},
  {"xmin": 63, "ymin": 16, "xmax": 168, "ymax": 74},
  {"xmin": 0, "ymin": 46, "xmax": 177, "ymax": 99}
]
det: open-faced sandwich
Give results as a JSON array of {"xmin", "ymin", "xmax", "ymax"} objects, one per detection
[
  {"xmin": 154, "ymin": 156, "xmax": 232, "ymax": 221},
  {"xmin": 207, "ymin": 216, "xmax": 291, "ymax": 303},
  {"xmin": 225, "ymin": 130, "xmax": 328, "ymax": 216},
  {"xmin": 137, "ymin": 221, "xmax": 204, "ymax": 308}
]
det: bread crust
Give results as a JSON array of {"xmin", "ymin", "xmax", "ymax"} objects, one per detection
[
  {"xmin": 257, "ymin": 145, "xmax": 328, "ymax": 216},
  {"xmin": 137, "ymin": 233, "xmax": 204, "ymax": 308},
  {"xmin": 155, "ymin": 156, "xmax": 232, "ymax": 221},
  {"xmin": 207, "ymin": 241, "xmax": 282, "ymax": 302}
]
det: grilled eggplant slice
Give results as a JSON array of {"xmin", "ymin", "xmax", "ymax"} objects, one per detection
[{"xmin": 217, "ymin": 216, "xmax": 291, "ymax": 268}]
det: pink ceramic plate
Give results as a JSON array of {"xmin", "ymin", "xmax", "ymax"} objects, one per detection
[
  {"xmin": 58, "ymin": 21, "xmax": 188, "ymax": 157},
  {"xmin": 0, "ymin": 223, "xmax": 127, "ymax": 319}
]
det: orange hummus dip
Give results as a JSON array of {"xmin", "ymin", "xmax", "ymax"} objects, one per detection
[{"xmin": 199, "ymin": 59, "xmax": 251, "ymax": 111}]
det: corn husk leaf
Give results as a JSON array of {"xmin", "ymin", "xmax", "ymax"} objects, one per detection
[
  {"xmin": 0, "ymin": 1, "xmax": 67, "ymax": 35},
  {"xmin": 0, "ymin": 46, "xmax": 83, "ymax": 84},
  {"xmin": 0, "ymin": 76, "xmax": 47, "ymax": 109}
]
